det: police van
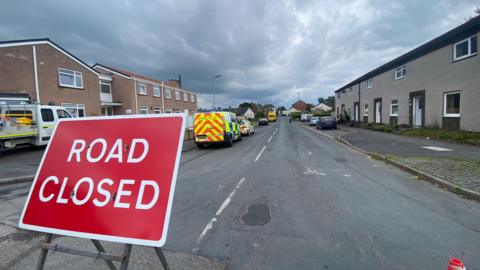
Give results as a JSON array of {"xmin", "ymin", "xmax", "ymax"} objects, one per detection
[
  {"xmin": 0, "ymin": 104, "xmax": 72, "ymax": 150},
  {"xmin": 193, "ymin": 111, "xmax": 241, "ymax": 148}
]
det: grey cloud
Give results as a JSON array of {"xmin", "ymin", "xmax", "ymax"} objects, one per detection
[{"xmin": 0, "ymin": 0, "xmax": 477, "ymax": 108}]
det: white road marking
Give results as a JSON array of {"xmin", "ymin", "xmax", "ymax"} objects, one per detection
[
  {"xmin": 307, "ymin": 151, "xmax": 312, "ymax": 155},
  {"xmin": 303, "ymin": 125, "xmax": 334, "ymax": 139},
  {"xmin": 196, "ymin": 177, "xmax": 247, "ymax": 248},
  {"xmin": 304, "ymin": 167, "xmax": 327, "ymax": 176},
  {"xmin": 422, "ymin": 146, "xmax": 453, "ymax": 152},
  {"xmin": 197, "ymin": 218, "xmax": 217, "ymax": 244},
  {"xmin": 344, "ymin": 174, "xmax": 351, "ymax": 177},
  {"xmin": 267, "ymin": 135, "xmax": 273, "ymax": 143},
  {"xmin": 215, "ymin": 178, "xmax": 245, "ymax": 216},
  {"xmin": 255, "ymin": 146, "xmax": 266, "ymax": 162}
]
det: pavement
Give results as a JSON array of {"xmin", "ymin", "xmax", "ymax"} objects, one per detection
[
  {"xmin": 1, "ymin": 117, "xmax": 479, "ymax": 269},
  {"xmin": 328, "ymin": 126, "xmax": 480, "ymax": 199}
]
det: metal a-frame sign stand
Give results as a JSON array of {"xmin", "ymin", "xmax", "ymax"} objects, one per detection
[{"xmin": 35, "ymin": 233, "xmax": 170, "ymax": 270}]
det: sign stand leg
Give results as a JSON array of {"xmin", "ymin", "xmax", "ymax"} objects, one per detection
[
  {"xmin": 91, "ymin": 240, "xmax": 118, "ymax": 270},
  {"xmin": 154, "ymin": 247, "xmax": 170, "ymax": 270},
  {"xmin": 35, "ymin": 233, "xmax": 53, "ymax": 270},
  {"xmin": 119, "ymin": 244, "xmax": 132, "ymax": 270},
  {"xmin": 34, "ymin": 233, "xmax": 170, "ymax": 270}
]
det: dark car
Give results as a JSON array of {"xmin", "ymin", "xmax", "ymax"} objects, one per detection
[
  {"xmin": 317, "ymin": 116, "xmax": 337, "ymax": 130},
  {"xmin": 258, "ymin": 118, "xmax": 268, "ymax": 126},
  {"xmin": 259, "ymin": 118, "xmax": 269, "ymax": 126}
]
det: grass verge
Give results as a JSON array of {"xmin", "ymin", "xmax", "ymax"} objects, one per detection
[{"xmin": 399, "ymin": 128, "xmax": 480, "ymax": 146}]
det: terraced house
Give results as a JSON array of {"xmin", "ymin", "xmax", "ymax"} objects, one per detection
[
  {"xmin": 335, "ymin": 16, "xmax": 480, "ymax": 132},
  {"xmin": 0, "ymin": 38, "xmax": 197, "ymax": 116},
  {"xmin": 93, "ymin": 64, "xmax": 197, "ymax": 116}
]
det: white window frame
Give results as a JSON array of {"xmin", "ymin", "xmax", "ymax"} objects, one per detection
[
  {"xmin": 61, "ymin": 103, "xmax": 86, "ymax": 117},
  {"xmin": 153, "ymin": 85, "xmax": 161, "ymax": 97},
  {"xmin": 154, "ymin": 107, "xmax": 161, "ymax": 114},
  {"xmin": 165, "ymin": 109, "xmax": 172, "ymax": 113},
  {"xmin": 139, "ymin": 106, "xmax": 148, "ymax": 114},
  {"xmin": 137, "ymin": 83, "xmax": 147, "ymax": 95},
  {"xmin": 175, "ymin": 91, "xmax": 181, "ymax": 101},
  {"xmin": 165, "ymin": 88, "xmax": 172, "ymax": 99},
  {"xmin": 175, "ymin": 109, "xmax": 181, "ymax": 113},
  {"xmin": 363, "ymin": 104, "xmax": 368, "ymax": 116},
  {"xmin": 443, "ymin": 91, "xmax": 461, "ymax": 117},
  {"xmin": 58, "ymin": 68, "xmax": 83, "ymax": 89},
  {"xmin": 394, "ymin": 65, "xmax": 406, "ymax": 80},
  {"xmin": 390, "ymin": 99, "xmax": 398, "ymax": 116},
  {"xmin": 100, "ymin": 80, "xmax": 111, "ymax": 94},
  {"xmin": 367, "ymin": 79, "xmax": 372, "ymax": 89},
  {"xmin": 184, "ymin": 93, "xmax": 189, "ymax": 101},
  {"xmin": 453, "ymin": 35, "xmax": 477, "ymax": 61},
  {"xmin": 191, "ymin": 94, "xmax": 195, "ymax": 102}
]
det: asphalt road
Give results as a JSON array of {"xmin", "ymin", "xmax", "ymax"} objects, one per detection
[{"xmin": 1, "ymin": 117, "xmax": 480, "ymax": 269}]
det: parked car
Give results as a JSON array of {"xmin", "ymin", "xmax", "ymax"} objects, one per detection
[
  {"xmin": 240, "ymin": 119, "xmax": 255, "ymax": 135},
  {"xmin": 310, "ymin": 117, "xmax": 319, "ymax": 126},
  {"xmin": 259, "ymin": 118, "xmax": 269, "ymax": 126},
  {"xmin": 317, "ymin": 116, "xmax": 337, "ymax": 130}
]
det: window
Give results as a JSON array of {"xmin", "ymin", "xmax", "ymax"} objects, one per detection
[
  {"xmin": 349, "ymin": 87, "xmax": 352, "ymax": 92},
  {"xmin": 191, "ymin": 94, "xmax": 195, "ymax": 102},
  {"xmin": 364, "ymin": 104, "xmax": 368, "ymax": 116},
  {"xmin": 139, "ymin": 106, "xmax": 148, "ymax": 114},
  {"xmin": 153, "ymin": 86, "xmax": 161, "ymax": 97},
  {"xmin": 394, "ymin": 65, "xmax": 406, "ymax": 80},
  {"xmin": 454, "ymin": 35, "xmax": 477, "ymax": 61},
  {"xmin": 165, "ymin": 88, "xmax": 172, "ymax": 99},
  {"xmin": 154, "ymin": 107, "xmax": 161, "ymax": 114},
  {"xmin": 100, "ymin": 80, "xmax": 111, "ymax": 94},
  {"xmin": 61, "ymin": 103, "xmax": 85, "ymax": 117},
  {"xmin": 175, "ymin": 91, "xmax": 181, "ymax": 100},
  {"xmin": 165, "ymin": 109, "xmax": 172, "ymax": 113},
  {"xmin": 58, "ymin": 68, "xmax": 83, "ymax": 88},
  {"xmin": 41, "ymin": 109, "xmax": 54, "ymax": 122},
  {"xmin": 137, "ymin": 83, "xmax": 147, "ymax": 95},
  {"xmin": 176, "ymin": 109, "xmax": 181, "ymax": 113},
  {"xmin": 337, "ymin": 92, "xmax": 341, "ymax": 98},
  {"xmin": 444, "ymin": 92, "xmax": 461, "ymax": 117},
  {"xmin": 184, "ymin": 93, "xmax": 189, "ymax": 101},
  {"xmin": 367, "ymin": 79, "xmax": 372, "ymax": 89},
  {"xmin": 390, "ymin": 100, "xmax": 398, "ymax": 116},
  {"xmin": 57, "ymin": 109, "xmax": 72, "ymax": 119}
]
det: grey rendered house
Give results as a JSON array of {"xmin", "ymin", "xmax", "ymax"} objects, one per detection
[{"xmin": 335, "ymin": 16, "xmax": 480, "ymax": 132}]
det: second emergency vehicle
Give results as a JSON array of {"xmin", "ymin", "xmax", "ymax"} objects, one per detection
[{"xmin": 193, "ymin": 111, "xmax": 241, "ymax": 148}]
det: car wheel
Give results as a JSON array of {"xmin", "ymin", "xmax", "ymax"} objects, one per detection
[
  {"xmin": 196, "ymin": 143, "xmax": 204, "ymax": 149},
  {"xmin": 225, "ymin": 136, "xmax": 233, "ymax": 147}
]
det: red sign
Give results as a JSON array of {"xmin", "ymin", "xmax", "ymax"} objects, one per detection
[{"xmin": 19, "ymin": 114, "xmax": 186, "ymax": 247}]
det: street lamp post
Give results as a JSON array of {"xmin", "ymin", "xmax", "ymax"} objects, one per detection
[{"xmin": 211, "ymin": 74, "xmax": 222, "ymax": 110}]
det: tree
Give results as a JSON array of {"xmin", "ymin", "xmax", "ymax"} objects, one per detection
[
  {"xmin": 317, "ymin": 97, "xmax": 325, "ymax": 104},
  {"xmin": 305, "ymin": 103, "xmax": 313, "ymax": 112},
  {"xmin": 278, "ymin": 106, "xmax": 286, "ymax": 111},
  {"xmin": 239, "ymin": 102, "xmax": 251, "ymax": 108},
  {"xmin": 325, "ymin": 96, "xmax": 335, "ymax": 108}
]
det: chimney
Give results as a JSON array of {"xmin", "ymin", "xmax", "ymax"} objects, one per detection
[{"xmin": 178, "ymin": 74, "xmax": 182, "ymax": 88}]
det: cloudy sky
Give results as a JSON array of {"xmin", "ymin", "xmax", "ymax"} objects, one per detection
[{"xmin": 0, "ymin": 0, "xmax": 478, "ymax": 108}]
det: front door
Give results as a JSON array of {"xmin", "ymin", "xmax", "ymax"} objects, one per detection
[
  {"xmin": 354, "ymin": 103, "xmax": 359, "ymax": 122},
  {"xmin": 375, "ymin": 101, "xmax": 381, "ymax": 123},
  {"xmin": 412, "ymin": 96, "xmax": 422, "ymax": 127}
]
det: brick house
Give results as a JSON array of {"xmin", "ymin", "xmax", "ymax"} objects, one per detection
[
  {"xmin": 93, "ymin": 64, "xmax": 197, "ymax": 115},
  {"xmin": 0, "ymin": 38, "xmax": 102, "ymax": 116}
]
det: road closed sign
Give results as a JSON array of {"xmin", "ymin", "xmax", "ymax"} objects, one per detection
[{"xmin": 19, "ymin": 114, "xmax": 186, "ymax": 247}]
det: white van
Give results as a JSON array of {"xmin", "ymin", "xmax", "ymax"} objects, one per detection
[{"xmin": 0, "ymin": 104, "xmax": 73, "ymax": 150}]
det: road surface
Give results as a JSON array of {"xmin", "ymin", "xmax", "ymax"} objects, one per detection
[{"xmin": 1, "ymin": 117, "xmax": 479, "ymax": 269}]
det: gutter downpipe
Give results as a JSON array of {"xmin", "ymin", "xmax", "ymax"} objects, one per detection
[
  {"xmin": 133, "ymin": 79, "xmax": 138, "ymax": 114},
  {"xmin": 32, "ymin": 46, "xmax": 40, "ymax": 104},
  {"xmin": 161, "ymin": 81, "xmax": 165, "ymax": 113}
]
